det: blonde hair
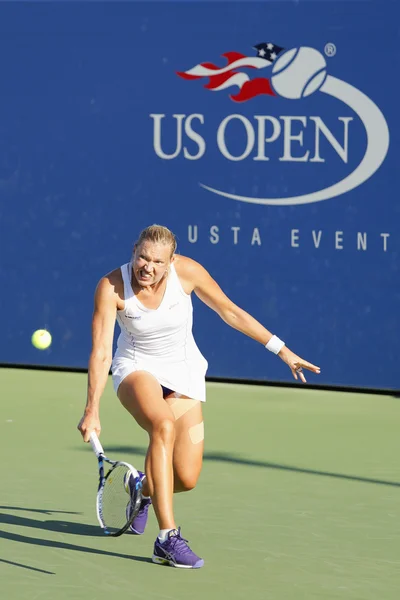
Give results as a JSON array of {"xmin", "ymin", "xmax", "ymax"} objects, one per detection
[{"xmin": 135, "ymin": 224, "xmax": 177, "ymax": 257}]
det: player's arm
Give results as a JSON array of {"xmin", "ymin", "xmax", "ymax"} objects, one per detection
[
  {"xmin": 183, "ymin": 258, "xmax": 320, "ymax": 382},
  {"xmin": 78, "ymin": 276, "xmax": 118, "ymax": 441},
  {"xmin": 189, "ymin": 260, "xmax": 275, "ymax": 344}
]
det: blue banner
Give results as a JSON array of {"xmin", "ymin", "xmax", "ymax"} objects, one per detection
[{"xmin": 0, "ymin": 1, "xmax": 398, "ymax": 390}]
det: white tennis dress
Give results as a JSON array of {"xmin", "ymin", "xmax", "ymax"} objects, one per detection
[{"xmin": 111, "ymin": 262, "xmax": 208, "ymax": 401}]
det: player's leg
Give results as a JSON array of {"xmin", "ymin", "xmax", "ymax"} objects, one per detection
[
  {"xmin": 119, "ymin": 376, "xmax": 204, "ymax": 568},
  {"xmin": 148, "ymin": 393, "xmax": 205, "ymax": 568},
  {"xmin": 117, "ymin": 371, "xmax": 176, "ymax": 531},
  {"xmin": 165, "ymin": 395, "xmax": 204, "ymax": 493}
]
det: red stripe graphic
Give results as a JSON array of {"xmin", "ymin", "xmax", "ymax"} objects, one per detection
[
  {"xmin": 231, "ymin": 78, "xmax": 275, "ymax": 102},
  {"xmin": 204, "ymin": 71, "xmax": 240, "ymax": 90},
  {"xmin": 177, "ymin": 51, "xmax": 276, "ymax": 103}
]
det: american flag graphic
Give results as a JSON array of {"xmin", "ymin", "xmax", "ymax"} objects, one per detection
[{"xmin": 177, "ymin": 43, "xmax": 285, "ymax": 102}]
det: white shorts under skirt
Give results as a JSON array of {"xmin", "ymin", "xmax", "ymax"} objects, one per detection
[{"xmin": 111, "ymin": 356, "xmax": 207, "ymax": 402}]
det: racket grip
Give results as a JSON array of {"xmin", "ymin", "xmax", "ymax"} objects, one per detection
[{"xmin": 89, "ymin": 431, "xmax": 105, "ymax": 457}]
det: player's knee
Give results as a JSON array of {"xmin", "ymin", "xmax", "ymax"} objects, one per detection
[
  {"xmin": 152, "ymin": 418, "xmax": 176, "ymax": 444},
  {"xmin": 174, "ymin": 473, "xmax": 198, "ymax": 493}
]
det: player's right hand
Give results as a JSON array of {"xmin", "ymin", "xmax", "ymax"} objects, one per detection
[{"xmin": 77, "ymin": 412, "xmax": 101, "ymax": 442}]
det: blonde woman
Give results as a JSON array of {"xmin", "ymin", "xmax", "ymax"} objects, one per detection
[{"xmin": 78, "ymin": 224, "xmax": 320, "ymax": 568}]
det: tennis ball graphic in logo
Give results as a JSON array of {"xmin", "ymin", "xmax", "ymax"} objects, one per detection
[{"xmin": 271, "ymin": 47, "xmax": 327, "ymax": 99}]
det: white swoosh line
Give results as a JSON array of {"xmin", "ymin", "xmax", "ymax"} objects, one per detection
[
  {"xmin": 200, "ymin": 75, "xmax": 390, "ymax": 206},
  {"xmin": 184, "ymin": 56, "xmax": 271, "ymax": 78}
]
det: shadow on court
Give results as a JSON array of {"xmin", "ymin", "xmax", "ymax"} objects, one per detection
[
  {"xmin": 0, "ymin": 506, "xmax": 80, "ymax": 515},
  {"xmin": 0, "ymin": 558, "xmax": 55, "ymax": 575},
  {"xmin": 97, "ymin": 445, "xmax": 400, "ymax": 489},
  {"xmin": 0, "ymin": 509, "xmax": 153, "ymax": 566},
  {"xmin": 0, "ymin": 511, "xmax": 101, "ymax": 536}
]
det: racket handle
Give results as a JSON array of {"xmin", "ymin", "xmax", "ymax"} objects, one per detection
[{"xmin": 90, "ymin": 431, "xmax": 105, "ymax": 457}]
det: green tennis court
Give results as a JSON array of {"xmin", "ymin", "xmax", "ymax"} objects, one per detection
[{"xmin": 1, "ymin": 368, "xmax": 399, "ymax": 599}]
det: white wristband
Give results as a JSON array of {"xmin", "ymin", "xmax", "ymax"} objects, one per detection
[{"xmin": 265, "ymin": 335, "xmax": 285, "ymax": 355}]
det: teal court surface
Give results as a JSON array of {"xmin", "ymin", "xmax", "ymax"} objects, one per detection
[{"xmin": 0, "ymin": 368, "xmax": 399, "ymax": 600}]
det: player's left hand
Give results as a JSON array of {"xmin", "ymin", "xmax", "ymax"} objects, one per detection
[{"xmin": 277, "ymin": 347, "xmax": 321, "ymax": 383}]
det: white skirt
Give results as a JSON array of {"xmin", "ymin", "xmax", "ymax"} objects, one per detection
[{"xmin": 111, "ymin": 353, "xmax": 208, "ymax": 402}]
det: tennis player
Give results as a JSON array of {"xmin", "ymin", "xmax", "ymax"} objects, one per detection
[{"xmin": 78, "ymin": 224, "xmax": 320, "ymax": 569}]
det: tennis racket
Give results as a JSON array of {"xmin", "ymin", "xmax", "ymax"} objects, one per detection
[{"xmin": 89, "ymin": 431, "xmax": 142, "ymax": 536}]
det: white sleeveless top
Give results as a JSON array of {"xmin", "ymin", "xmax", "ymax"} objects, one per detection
[{"xmin": 111, "ymin": 262, "xmax": 208, "ymax": 401}]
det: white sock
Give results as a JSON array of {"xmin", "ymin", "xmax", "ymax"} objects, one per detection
[{"xmin": 158, "ymin": 528, "xmax": 176, "ymax": 543}]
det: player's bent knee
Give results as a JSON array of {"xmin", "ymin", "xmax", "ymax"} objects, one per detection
[
  {"xmin": 151, "ymin": 418, "xmax": 176, "ymax": 443},
  {"xmin": 174, "ymin": 475, "xmax": 198, "ymax": 493}
]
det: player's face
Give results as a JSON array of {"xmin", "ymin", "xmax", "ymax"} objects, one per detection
[{"xmin": 133, "ymin": 241, "xmax": 173, "ymax": 287}]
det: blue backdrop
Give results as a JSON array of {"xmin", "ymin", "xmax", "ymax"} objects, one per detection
[{"xmin": 0, "ymin": 1, "xmax": 398, "ymax": 390}]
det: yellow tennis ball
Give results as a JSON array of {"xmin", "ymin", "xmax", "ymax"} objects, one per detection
[{"xmin": 31, "ymin": 329, "xmax": 52, "ymax": 350}]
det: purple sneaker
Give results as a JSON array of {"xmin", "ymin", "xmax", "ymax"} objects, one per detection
[
  {"xmin": 152, "ymin": 528, "xmax": 204, "ymax": 569},
  {"xmin": 126, "ymin": 471, "xmax": 152, "ymax": 535}
]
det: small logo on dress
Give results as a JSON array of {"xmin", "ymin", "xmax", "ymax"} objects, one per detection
[
  {"xmin": 169, "ymin": 302, "xmax": 179, "ymax": 310},
  {"xmin": 126, "ymin": 313, "xmax": 142, "ymax": 320}
]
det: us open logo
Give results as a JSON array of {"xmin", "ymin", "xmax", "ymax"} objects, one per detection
[{"xmin": 150, "ymin": 42, "xmax": 389, "ymax": 207}]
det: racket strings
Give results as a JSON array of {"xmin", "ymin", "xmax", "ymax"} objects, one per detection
[{"xmin": 101, "ymin": 464, "xmax": 133, "ymax": 534}]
